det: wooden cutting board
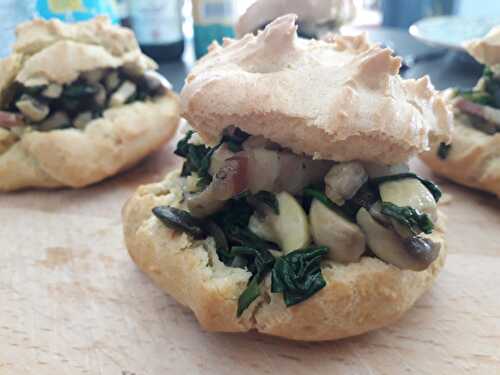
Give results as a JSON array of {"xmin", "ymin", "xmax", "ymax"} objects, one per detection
[{"xmin": 1, "ymin": 134, "xmax": 499, "ymax": 375}]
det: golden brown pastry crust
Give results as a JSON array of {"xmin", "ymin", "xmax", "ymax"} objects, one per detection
[
  {"xmin": 420, "ymin": 119, "xmax": 500, "ymax": 197},
  {"xmin": 0, "ymin": 94, "xmax": 180, "ymax": 191},
  {"xmin": 0, "ymin": 17, "xmax": 180, "ymax": 191},
  {"xmin": 122, "ymin": 170, "xmax": 447, "ymax": 341},
  {"xmin": 420, "ymin": 29, "xmax": 500, "ymax": 196},
  {"xmin": 181, "ymin": 14, "xmax": 452, "ymax": 164},
  {"xmin": 10, "ymin": 16, "xmax": 156, "ymax": 88}
]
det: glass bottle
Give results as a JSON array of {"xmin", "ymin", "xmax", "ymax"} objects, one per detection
[
  {"xmin": 128, "ymin": 0, "xmax": 185, "ymax": 62},
  {"xmin": 192, "ymin": 0, "xmax": 236, "ymax": 58}
]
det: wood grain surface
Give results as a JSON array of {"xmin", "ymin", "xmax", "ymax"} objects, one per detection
[{"xmin": 1, "ymin": 133, "xmax": 499, "ymax": 375}]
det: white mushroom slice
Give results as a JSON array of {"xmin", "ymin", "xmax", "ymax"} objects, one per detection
[
  {"xmin": 247, "ymin": 148, "xmax": 281, "ymax": 193},
  {"xmin": 15, "ymin": 95, "xmax": 49, "ymax": 122},
  {"xmin": 82, "ymin": 69, "xmax": 105, "ymax": 84},
  {"xmin": 379, "ymin": 178, "xmax": 437, "ymax": 223},
  {"xmin": 209, "ymin": 144, "xmax": 235, "ymax": 176},
  {"xmin": 275, "ymin": 153, "xmax": 332, "ymax": 195},
  {"xmin": 356, "ymin": 208, "xmax": 438, "ymax": 271},
  {"xmin": 309, "ymin": 199, "xmax": 365, "ymax": 263},
  {"xmin": 105, "ymin": 71, "xmax": 121, "ymax": 91},
  {"xmin": 74, "ymin": 111, "xmax": 93, "ymax": 129},
  {"xmin": 248, "ymin": 214, "xmax": 277, "ymax": 243},
  {"xmin": 38, "ymin": 111, "xmax": 70, "ymax": 131},
  {"xmin": 247, "ymin": 192, "xmax": 310, "ymax": 253},
  {"xmin": 110, "ymin": 81, "xmax": 136, "ymax": 107},
  {"xmin": 41, "ymin": 84, "xmax": 63, "ymax": 99},
  {"xmin": 324, "ymin": 161, "xmax": 368, "ymax": 205},
  {"xmin": 94, "ymin": 83, "xmax": 107, "ymax": 107},
  {"xmin": 363, "ymin": 162, "xmax": 410, "ymax": 178}
]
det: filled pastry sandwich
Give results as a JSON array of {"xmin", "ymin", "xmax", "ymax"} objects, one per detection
[
  {"xmin": 421, "ymin": 26, "xmax": 500, "ymax": 196},
  {"xmin": 123, "ymin": 15, "xmax": 452, "ymax": 341},
  {"xmin": 0, "ymin": 17, "xmax": 180, "ymax": 191}
]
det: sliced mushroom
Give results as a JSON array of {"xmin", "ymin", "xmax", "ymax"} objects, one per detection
[
  {"xmin": 248, "ymin": 214, "xmax": 277, "ymax": 243},
  {"xmin": 275, "ymin": 153, "xmax": 332, "ymax": 195},
  {"xmin": 324, "ymin": 161, "xmax": 368, "ymax": 205},
  {"xmin": 379, "ymin": 178, "xmax": 437, "ymax": 224},
  {"xmin": 38, "ymin": 111, "xmax": 70, "ymax": 131},
  {"xmin": 309, "ymin": 199, "xmax": 365, "ymax": 263},
  {"xmin": 363, "ymin": 162, "xmax": 409, "ymax": 179},
  {"xmin": 15, "ymin": 95, "xmax": 49, "ymax": 122},
  {"xmin": 356, "ymin": 208, "xmax": 438, "ymax": 271},
  {"xmin": 41, "ymin": 84, "xmax": 63, "ymax": 99},
  {"xmin": 403, "ymin": 236, "xmax": 440, "ymax": 266},
  {"xmin": 94, "ymin": 83, "xmax": 107, "ymax": 107},
  {"xmin": 248, "ymin": 192, "xmax": 310, "ymax": 253},
  {"xmin": 74, "ymin": 111, "xmax": 93, "ymax": 129},
  {"xmin": 209, "ymin": 144, "xmax": 235, "ymax": 176},
  {"xmin": 246, "ymin": 148, "xmax": 281, "ymax": 193},
  {"xmin": 187, "ymin": 155, "xmax": 248, "ymax": 218},
  {"xmin": 110, "ymin": 81, "xmax": 136, "ymax": 107},
  {"xmin": 82, "ymin": 69, "xmax": 105, "ymax": 85},
  {"xmin": 105, "ymin": 71, "xmax": 121, "ymax": 91},
  {"xmin": 187, "ymin": 192, "xmax": 225, "ymax": 218}
]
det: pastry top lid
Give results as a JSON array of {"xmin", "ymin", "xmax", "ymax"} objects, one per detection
[
  {"xmin": 0, "ymin": 16, "xmax": 156, "ymax": 95},
  {"xmin": 181, "ymin": 14, "xmax": 452, "ymax": 164}
]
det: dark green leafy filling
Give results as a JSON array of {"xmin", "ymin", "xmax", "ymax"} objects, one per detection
[
  {"xmin": 154, "ymin": 131, "xmax": 441, "ymax": 317},
  {"xmin": 381, "ymin": 202, "xmax": 434, "ymax": 235},
  {"xmin": 151, "ymin": 196, "xmax": 330, "ymax": 317},
  {"xmin": 174, "ymin": 128, "xmax": 252, "ymax": 190},
  {"xmin": 174, "ymin": 130, "xmax": 214, "ymax": 189},
  {"xmin": 5, "ymin": 68, "xmax": 164, "ymax": 130},
  {"xmin": 271, "ymin": 246, "xmax": 329, "ymax": 307},
  {"xmin": 459, "ymin": 66, "xmax": 500, "ymax": 109},
  {"xmin": 232, "ymin": 246, "xmax": 276, "ymax": 316}
]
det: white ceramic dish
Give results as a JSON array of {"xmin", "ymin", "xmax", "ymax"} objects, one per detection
[{"xmin": 409, "ymin": 16, "xmax": 500, "ymax": 50}]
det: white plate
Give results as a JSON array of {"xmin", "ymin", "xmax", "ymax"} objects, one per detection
[{"xmin": 409, "ymin": 16, "xmax": 500, "ymax": 50}]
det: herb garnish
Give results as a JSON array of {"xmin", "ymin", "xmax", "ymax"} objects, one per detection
[
  {"xmin": 271, "ymin": 246, "xmax": 329, "ymax": 307},
  {"xmin": 437, "ymin": 142, "xmax": 452, "ymax": 160},
  {"xmin": 380, "ymin": 202, "xmax": 434, "ymax": 235},
  {"xmin": 370, "ymin": 173, "xmax": 442, "ymax": 203}
]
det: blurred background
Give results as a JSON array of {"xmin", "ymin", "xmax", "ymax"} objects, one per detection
[{"xmin": 1, "ymin": 0, "xmax": 500, "ymax": 90}]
